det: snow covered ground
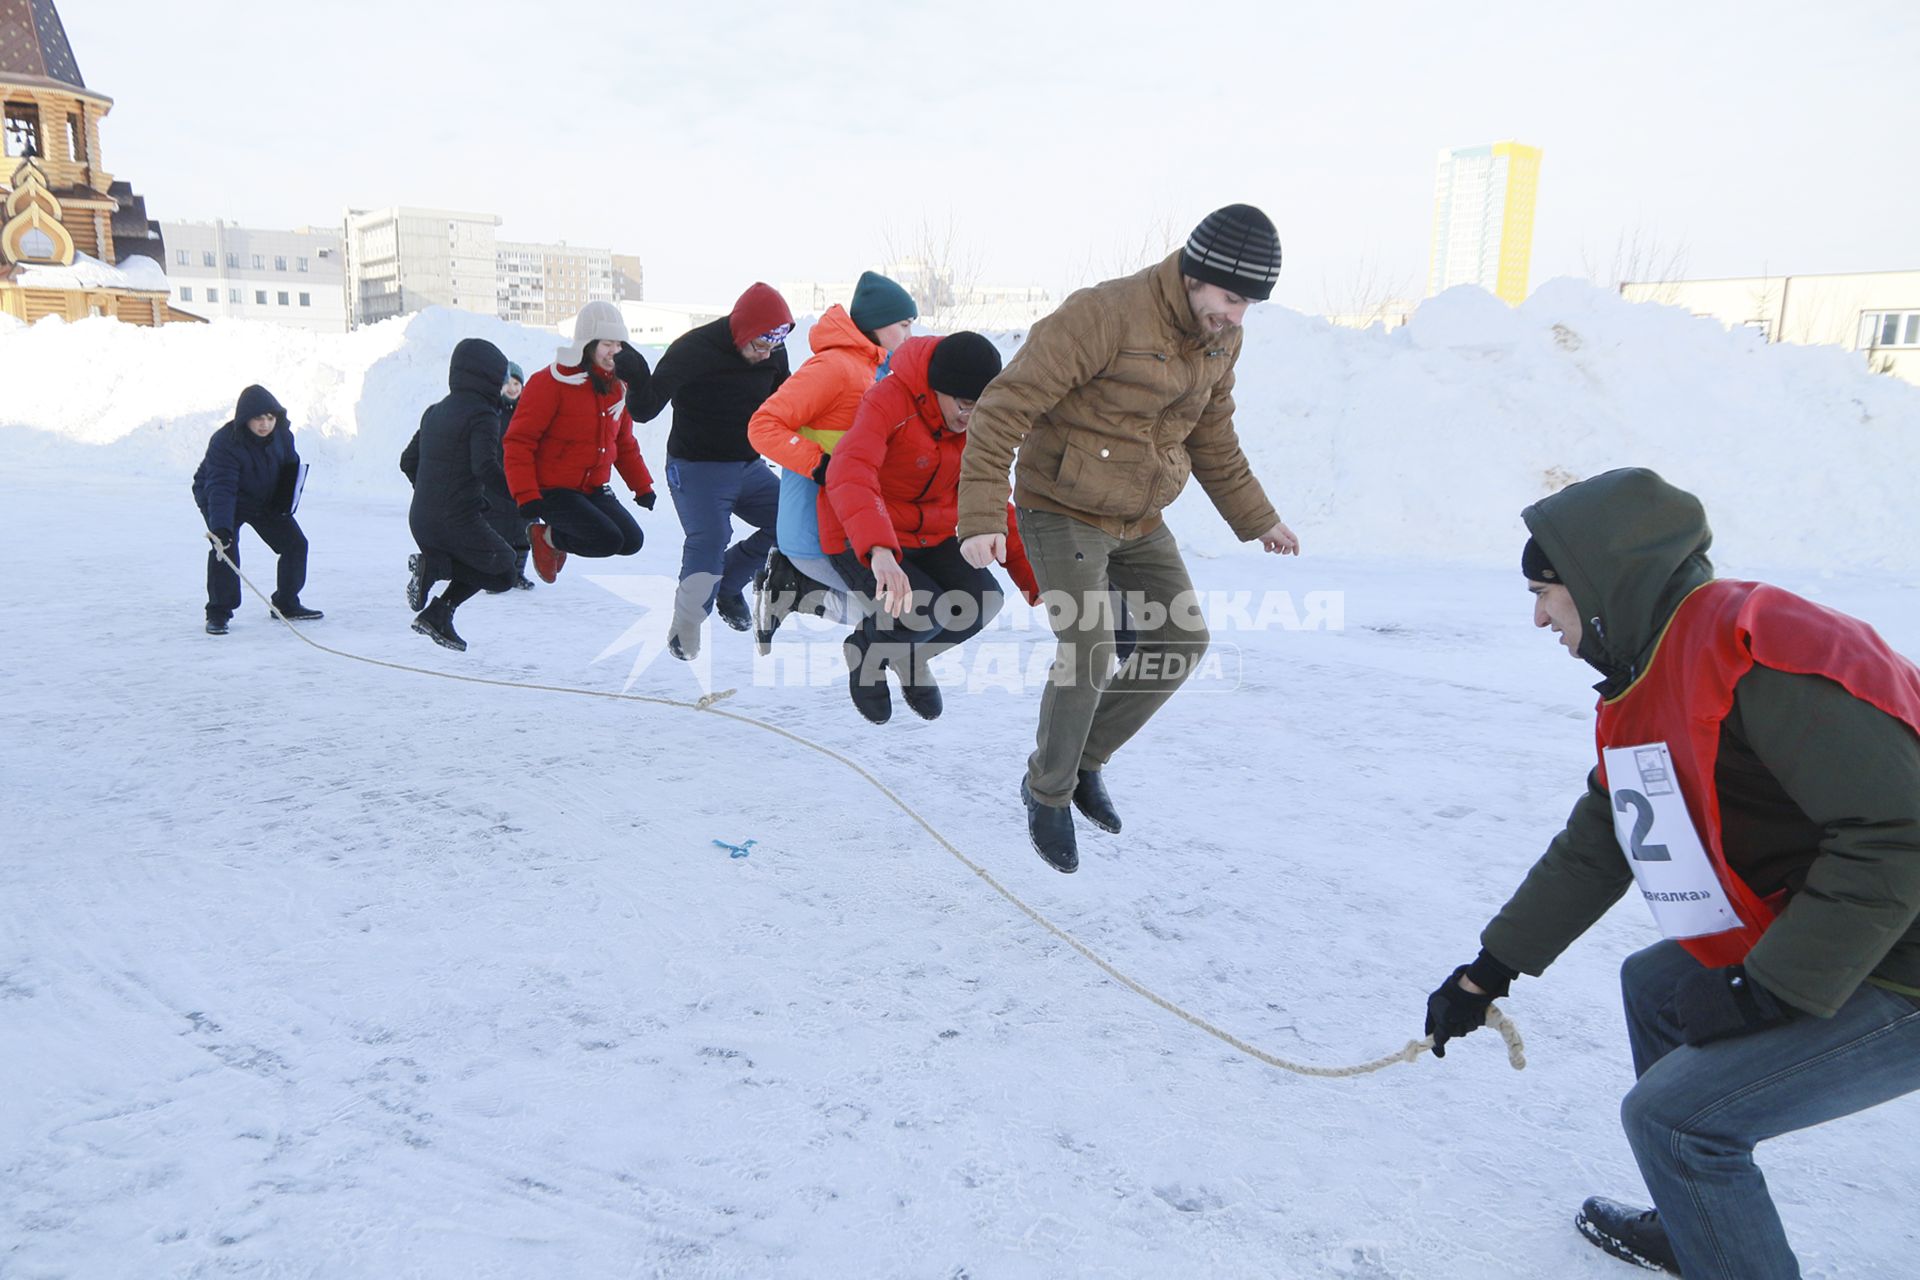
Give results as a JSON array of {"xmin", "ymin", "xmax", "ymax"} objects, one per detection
[{"xmin": 4, "ymin": 286, "xmax": 1920, "ymax": 1277}]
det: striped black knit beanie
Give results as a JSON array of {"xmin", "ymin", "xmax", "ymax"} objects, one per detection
[{"xmin": 1180, "ymin": 204, "xmax": 1283, "ymax": 301}]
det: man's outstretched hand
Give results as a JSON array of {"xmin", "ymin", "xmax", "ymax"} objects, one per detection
[{"xmin": 1259, "ymin": 520, "xmax": 1300, "ymax": 555}]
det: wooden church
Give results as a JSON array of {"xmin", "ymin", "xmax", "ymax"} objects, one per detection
[{"xmin": 1, "ymin": 0, "xmax": 194, "ymax": 324}]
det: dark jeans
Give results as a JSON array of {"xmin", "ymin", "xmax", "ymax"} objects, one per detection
[
  {"xmin": 205, "ymin": 511, "xmax": 308, "ymax": 620},
  {"xmin": 830, "ymin": 538, "xmax": 1002, "ymax": 679},
  {"xmin": 1618, "ymin": 940, "xmax": 1920, "ymax": 1279},
  {"xmin": 665, "ymin": 457, "xmax": 780, "ymax": 625},
  {"xmin": 540, "ymin": 486, "xmax": 644, "ymax": 558}
]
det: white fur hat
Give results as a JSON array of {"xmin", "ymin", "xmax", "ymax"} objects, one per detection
[{"xmin": 557, "ymin": 300, "xmax": 631, "ymax": 366}]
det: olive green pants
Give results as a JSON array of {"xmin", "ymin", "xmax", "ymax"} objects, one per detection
[{"xmin": 1017, "ymin": 508, "xmax": 1209, "ymax": 807}]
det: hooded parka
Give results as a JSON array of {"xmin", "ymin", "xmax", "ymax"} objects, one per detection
[{"xmin": 1482, "ymin": 468, "xmax": 1920, "ymax": 1018}]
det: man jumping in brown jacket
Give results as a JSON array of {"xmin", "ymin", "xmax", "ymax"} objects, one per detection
[{"xmin": 956, "ymin": 204, "xmax": 1299, "ymax": 873}]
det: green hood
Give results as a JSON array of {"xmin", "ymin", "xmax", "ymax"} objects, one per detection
[{"xmin": 1521, "ymin": 467, "xmax": 1715, "ymax": 693}]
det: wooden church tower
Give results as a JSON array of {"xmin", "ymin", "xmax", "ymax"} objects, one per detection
[{"xmin": 0, "ymin": 0, "xmax": 193, "ymax": 324}]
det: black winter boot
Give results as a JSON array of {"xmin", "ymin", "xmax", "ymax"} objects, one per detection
[
  {"xmin": 715, "ymin": 590, "xmax": 752, "ymax": 632},
  {"xmin": 205, "ymin": 615, "xmax": 229, "ymax": 636},
  {"xmin": 271, "ymin": 597, "xmax": 324, "ymax": 621},
  {"xmin": 1023, "ymin": 778, "xmax": 1078, "ymax": 873},
  {"xmin": 844, "ymin": 638, "xmax": 892, "ymax": 725},
  {"xmin": 755, "ymin": 551, "xmax": 797, "ymax": 654},
  {"xmin": 411, "ymin": 599, "xmax": 466, "ymax": 652},
  {"xmin": 897, "ymin": 654, "xmax": 943, "ymax": 721},
  {"xmin": 1575, "ymin": 1198, "xmax": 1680, "ymax": 1274},
  {"xmin": 1072, "ymin": 769, "xmax": 1122, "ymax": 833},
  {"xmin": 406, "ymin": 553, "xmax": 428, "ymax": 610}
]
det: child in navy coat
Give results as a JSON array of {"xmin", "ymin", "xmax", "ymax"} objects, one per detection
[{"xmin": 191, "ymin": 384, "xmax": 322, "ymax": 634}]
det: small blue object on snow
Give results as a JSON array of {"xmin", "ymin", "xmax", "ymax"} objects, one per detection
[{"xmin": 712, "ymin": 838, "xmax": 756, "ymax": 859}]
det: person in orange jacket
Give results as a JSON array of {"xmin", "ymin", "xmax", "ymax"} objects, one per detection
[
  {"xmin": 822, "ymin": 332, "xmax": 1038, "ymax": 724},
  {"xmin": 746, "ymin": 270, "xmax": 915, "ymax": 650},
  {"xmin": 503, "ymin": 301, "xmax": 656, "ymax": 583}
]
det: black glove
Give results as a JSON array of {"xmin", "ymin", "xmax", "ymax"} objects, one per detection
[
  {"xmin": 612, "ymin": 342, "xmax": 651, "ymax": 385},
  {"xmin": 1425, "ymin": 948, "xmax": 1518, "ymax": 1058},
  {"xmin": 811, "ymin": 455, "xmax": 832, "ymax": 487},
  {"xmin": 1665, "ymin": 964, "xmax": 1791, "ymax": 1046},
  {"xmin": 211, "ymin": 527, "xmax": 235, "ymax": 551},
  {"xmin": 634, "ymin": 490, "xmax": 656, "ymax": 510},
  {"xmin": 517, "ymin": 500, "xmax": 546, "ymax": 521}
]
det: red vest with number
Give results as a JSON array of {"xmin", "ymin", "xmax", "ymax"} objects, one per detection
[{"xmin": 1595, "ymin": 579, "xmax": 1920, "ymax": 965}]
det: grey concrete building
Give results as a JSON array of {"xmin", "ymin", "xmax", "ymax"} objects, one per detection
[
  {"xmin": 343, "ymin": 206, "xmax": 501, "ymax": 328},
  {"xmin": 159, "ymin": 220, "xmax": 347, "ymax": 332},
  {"xmin": 496, "ymin": 240, "xmax": 615, "ymax": 326}
]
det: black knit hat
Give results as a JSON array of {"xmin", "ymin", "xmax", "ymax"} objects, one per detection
[
  {"xmin": 1521, "ymin": 536, "xmax": 1560, "ymax": 583},
  {"xmin": 1180, "ymin": 204, "xmax": 1283, "ymax": 301},
  {"xmin": 927, "ymin": 332, "xmax": 1003, "ymax": 401}
]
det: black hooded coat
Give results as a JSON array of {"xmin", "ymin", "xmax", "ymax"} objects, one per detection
[{"xmin": 408, "ymin": 339, "xmax": 518, "ymax": 590}]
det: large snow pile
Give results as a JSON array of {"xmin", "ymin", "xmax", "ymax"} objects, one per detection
[
  {"xmin": 0, "ymin": 308, "xmax": 579, "ymax": 484},
  {"xmin": 2, "ymin": 280, "xmax": 1916, "ymax": 572},
  {"xmin": 1193, "ymin": 280, "xmax": 1920, "ymax": 576}
]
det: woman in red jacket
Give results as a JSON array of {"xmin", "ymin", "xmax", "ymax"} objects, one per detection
[
  {"xmin": 504, "ymin": 301, "xmax": 656, "ymax": 582},
  {"xmin": 822, "ymin": 332, "xmax": 1038, "ymax": 725}
]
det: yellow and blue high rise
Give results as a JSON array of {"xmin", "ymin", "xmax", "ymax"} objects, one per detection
[{"xmin": 1428, "ymin": 141, "xmax": 1543, "ymax": 305}]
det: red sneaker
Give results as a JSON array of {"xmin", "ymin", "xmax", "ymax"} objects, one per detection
[{"xmin": 529, "ymin": 523, "xmax": 567, "ymax": 583}]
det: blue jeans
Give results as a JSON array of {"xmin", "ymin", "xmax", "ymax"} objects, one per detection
[
  {"xmin": 788, "ymin": 552, "xmax": 851, "ymax": 596},
  {"xmin": 1618, "ymin": 940, "xmax": 1920, "ymax": 1279},
  {"xmin": 775, "ymin": 467, "xmax": 826, "ymax": 560},
  {"xmin": 664, "ymin": 457, "xmax": 780, "ymax": 608}
]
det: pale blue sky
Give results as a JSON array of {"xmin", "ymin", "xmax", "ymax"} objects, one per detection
[{"xmin": 58, "ymin": 0, "xmax": 1919, "ymax": 308}]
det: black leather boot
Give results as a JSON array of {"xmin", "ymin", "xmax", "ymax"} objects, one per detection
[
  {"xmin": 1574, "ymin": 1198, "xmax": 1680, "ymax": 1275},
  {"xmin": 1022, "ymin": 779, "xmax": 1078, "ymax": 873},
  {"xmin": 1072, "ymin": 769, "xmax": 1121, "ymax": 833}
]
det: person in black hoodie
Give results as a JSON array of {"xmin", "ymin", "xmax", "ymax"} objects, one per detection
[
  {"xmin": 191, "ymin": 384, "xmax": 321, "ymax": 634},
  {"xmin": 406, "ymin": 338, "xmax": 518, "ymax": 652},
  {"xmin": 629, "ymin": 282, "xmax": 792, "ymax": 659}
]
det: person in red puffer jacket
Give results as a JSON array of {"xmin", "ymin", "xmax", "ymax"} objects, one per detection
[
  {"xmin": 822, "ymin": 332, "xmax": 1037, "ymax": 725},
  {"xmin": 504, "ymin": 301, "xmax": 656, "ymax": 582}
]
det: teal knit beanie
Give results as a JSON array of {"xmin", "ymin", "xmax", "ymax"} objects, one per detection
[{"xmin": 848, "ymin": 271, "xmax": 917, "ymax": 332}]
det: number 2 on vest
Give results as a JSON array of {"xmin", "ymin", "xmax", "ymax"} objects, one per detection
[{"xmin": 1613, "ymin": 790, "xmax": 1673, "ymax": 862}]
